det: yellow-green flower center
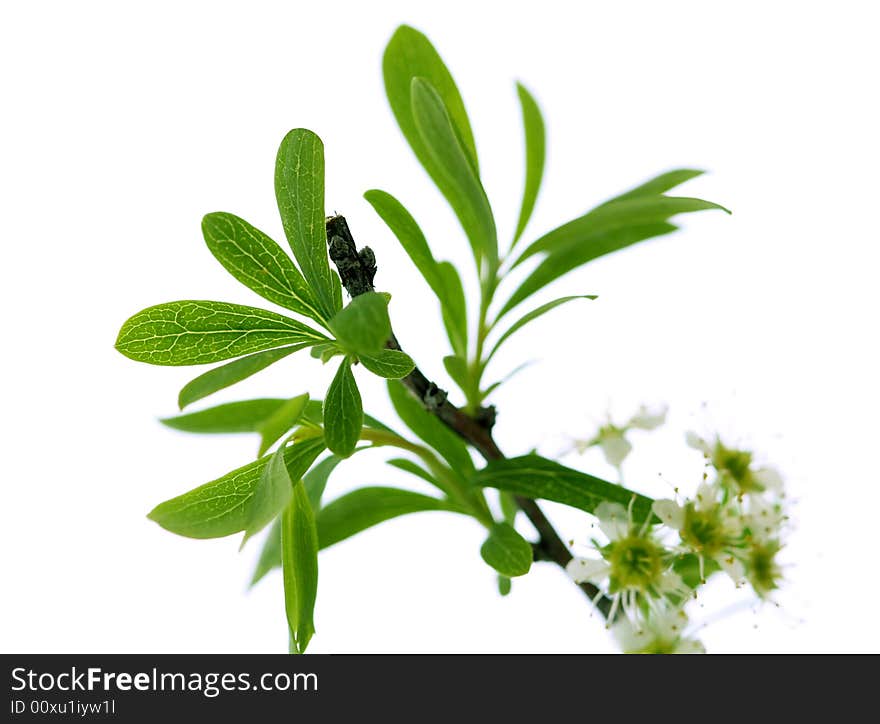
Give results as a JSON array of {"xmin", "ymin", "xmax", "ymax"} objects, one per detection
[
  {"xmin": 681, "ymin": 504, "xmax": 728, "ymax": 557},
  {"xmin": 606, "ymin": 535, "xmax": 665, "ymax": 593},
  {"xmin": 746, "ymin": 541, "xmax": 782, "ymax": 596},
  {"xmin": 713, "ymin": 443, "xmax": 763, "ymax": 492}
]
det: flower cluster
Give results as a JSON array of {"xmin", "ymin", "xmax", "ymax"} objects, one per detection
[
  {"xmin": 660, "ymin": 432, "xmax": 788, "ymax": 598},
  {"xmin": 568, "ymin": 421, "xmax": 789, "ymax": 654}
]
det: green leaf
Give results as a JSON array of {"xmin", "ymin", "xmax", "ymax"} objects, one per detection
[
  {"xmin": 473, "ymin": 455, "xmax": 656, "ymax": 524},
  {"xmin": 514, "ymin": 196, "xmax": 730, "ymax": 266},
  {"xmin": 317, "ymin": 487, "xmax": 465, "ymax": 550},
  {"xmin": 437, "ymin": 261, "xmax": 468, "ymax": 358},
  {"xmin": 257, "ymin": 393, "xmax": 310, "ymax": 457},
  {"xmin": 202, "ymin": 212, "xmax": 323, "ymax": 321},
  {"xmin": 411, "ymin": 77, "xmax": 497, "ymax": 270},
  {"xmin": 497, "ymin": 575, "xmax": 512, "ymax": 596},
  {"xmin": 364, "ymin": 189, "xmax": 442, "ymax": 291},
  {"xmin": 383, "ymin": 25, "xmax": 479, "ymax": 172},
  {"xmin": 327, "ymin": 292, "xmax": 391, "ymax": 357},
  {"xmin": 281, "ymin": 481, "xmax": 319, "ymax": 654},
  {"xmin": 304, "ymin": 454, "xmax": 343, "ymax": 510},
  {"xmin": 323, "ymin": 359, "xmax": 363, "ymax": 458},
  {"xmin": 442, "ymin": 355, "xmax": 469, "ymax": 391},
  {"xmin": 274, "ymin": 128, "xmax": 338, "ymax": 318},
  {"xmin": 364, "ymin": 189, "xmax": 467, "ymax": 356},
  {"xmin": 147, "ymin": 437, "xmax": 325, "ymax": 539},
  {"xmin": 359, "ymin": 348, "xmax": 415, "ymax": 379},
  {"xmin": 251, "ymin": 454, "xmax": 343, "ymax": 588},
  {"xmin": 499, "ymin": 491, "xmax": 519, "ymax": 525},
  {"xmin": 161, "ymin": 398, "xmax": 287, "ymax": 434},
  {"xmin": 116, "ymin": 301, "xmax": 328, "ymax": 366},
  {"xmin": 302, "ymin": 399, "xmax": 398, "ymax": 436},
  {"xmin": 309, "ymin": 342, "xmax": 343, "ymax": 364},
  {"xmin": 499, "ymin": 223, "xmax": 679, "ymax": 318},
  {"xmin": 501, "ymin": 194, "xmax": 729, "ymax": 317},
  {"xmin": 487, "ymin": 295, "xmax": 596, "ymax": 362},
  {"xmin": 387, "ymin": 380, "xmax": 475, "ymax": 479},
  {"xmin": 250, "ymin": 517, "xmax": 282, "ymax": 587},
  {"xmin": 177, "ymin": 345, "xmax": 306, "ymax": 409},
  {"xmin": 386, "ymin": 458, "xmax": 441, "ymax": 488},
  {"xmin": 600, "ymin": 169, "xmax": 705, "ymax": 205},
  {"xmin": 243, "ymin": 442, "xmax": 293, "ymax": 545},
  {"xmin": 481, "ymin": 360, "xmax": 537, "ymax": 400},
  {"xmin": 480, "ymin": 523, "xmax": 533, "ymax": 577},
  {"xmin": 511, "ymin": 83, "xmax": 546, "ymax": 247}
]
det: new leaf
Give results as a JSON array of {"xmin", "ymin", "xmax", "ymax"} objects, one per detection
[
  {"xmin": 383, "ymin": 25, "xmax": 480, "ymax": 173},
  {"xmin": 327, "ymin": 292, "xmax": 392, "ymax": 357},
  {"xmin": 323, "ymin": 359, "xmax": 363, "ymax": 457},
  {"xmin": 282, "ymin": 482, "xmax": 319, "ymax": 654},
  {"xmin": 511, "ymin": 83, "xmax": 546, "ymax": 247},
  {"xmin": 257, "ymin": 393, "xmax": 310, "ymax": 457},
  {"xmin": 480, "ymin": 523, "xmax": 533, "ymax": 577},
  {"xmin": 359, "ymin": 348, "xmax": 415, "ymax": 379},
  {"xmin": 411, "ymin": 77, "xmax": 497, "ymax": 270}
]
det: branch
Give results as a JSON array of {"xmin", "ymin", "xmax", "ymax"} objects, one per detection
[{"xmin": 327, "ymin": 215, "xmax": 611, "ymax": 619}]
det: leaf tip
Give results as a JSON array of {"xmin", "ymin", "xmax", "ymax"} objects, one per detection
[{"xmin": 238, "ymin": 532, "xmax": 251, "ymax": 552}]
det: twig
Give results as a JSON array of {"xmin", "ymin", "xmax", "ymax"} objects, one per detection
[{"xmin": 327, "ymin": 215, "xmax": 611, "ymax": 618}]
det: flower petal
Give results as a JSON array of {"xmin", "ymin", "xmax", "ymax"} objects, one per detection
[
  {"xmin": 675, "ymin": 638, "xmax": 707, "ymax": 654},
  {"xmin": 685, "ymin": 431, "xmax": 711, "ymax": 454},
  {"xmin": 652, "ymin": 499, "xmax": 685, "ymax": 530},
  {"xmin": 595, "ymin": 501, "xmax": 629, "ymax": 540},
  {"xmin": 611, "ymin": 618, "xmax": 646, "ymax": 652},
  {"xmin": 599, "ymin": 431, "xmax": 632, "ymax": 467},
  {"xmin": 754, "ymin": 467, "xmax": 784, "ymax": 493},
  {"xmin": 566, "ymin": 557, "xmax": 610, "ymax": 584},
  {"xmin": 659, "ymin": 571, "xmax": 689, "ymax": 597},
  {"xmin": 652, "ymin": 606, "xmax": 690, "ymax": 641},
  {"xmin": 629, "ymin": 405, "xmax": 667, "ymax": 430},
  {"xmin": 745, "ymin": 498, "xmax": 784, "ymax": 541},
  {"xmin": 694, "ymin": 482, "xmax": 719, "ymax": 511},
  {"xmin": 718, "ymin": 555, "xmax": 746, "ymax": 586}
]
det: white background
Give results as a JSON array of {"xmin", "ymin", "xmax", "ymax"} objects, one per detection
[{"xmin": 2, "ymin": 1, "xmax": 878, "ymax": 653}]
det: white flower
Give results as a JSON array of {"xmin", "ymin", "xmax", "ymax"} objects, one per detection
[
  {"xmin": 597, "ymin": 428, "xmax": 632, "ymax": 468},
  {"xmin": 744, "ymin": 497, "xmax": 786, "ymax": 542},
  {"xmin": 652, "ymin": 482, "xmax": 746, "ymax": 585},
  {"xmin": 685, "ymin": 432, "xmax": 785, "ymax": 496},
  {"xmin": 567, "ymin": 557, "xmax": 610, "ymax": 583},
  {"xmin": 573, "ymin": 405, "xmax": 667, "ymax": 469},
  {"xmin": 685, "ymin": 431, "xmax": 712, "ymax": 454},
  {"xmin": 567, "ymin": 501, "xmax": 690, "ymax": 624},
  {"xmin": 717, "ymin": 554, "xmax": 747, "ymax": 587},
  {"xmin": 612, "ymin": 605, "xmax": 705, "ymax": 654},
  {"xmin": 753, "ymin": 467, "xmax": 784, "ymax": 494},
  {"xmin": 629, "ymin": 405, "xmax": 668, "ymax": 430},
  {"xmin": 743, "ymin": 539, "xmax": 784, "ymax": 598}
]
